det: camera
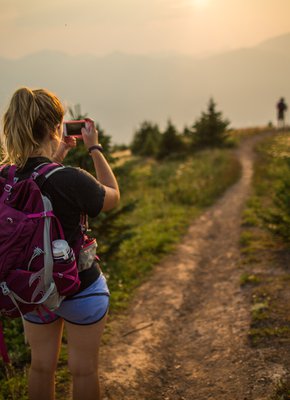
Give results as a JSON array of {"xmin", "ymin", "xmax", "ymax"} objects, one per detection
[{"xmin": 63, "ymin": 120, "xmax": 87, "ymax": 138}]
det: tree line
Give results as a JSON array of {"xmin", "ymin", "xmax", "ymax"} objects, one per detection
[
  {"xmin": 130, "ymin": 98, "xmax": 230, "ymax": 159},
  {"xmin": 67, "ymin": 98, "xmax": 231, "ymax": 165}
]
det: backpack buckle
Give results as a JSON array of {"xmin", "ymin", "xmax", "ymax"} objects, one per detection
[
  {"xmin": 0, "ymin": 282, "xmax": 10, "ymax": 296},
  {"xmin": 4, "ymin": 184, "xmax": 12, "ymax": 193},
  {"xmin": 31, "ymin": 172, "xmax": 39, "ymax": 180}
]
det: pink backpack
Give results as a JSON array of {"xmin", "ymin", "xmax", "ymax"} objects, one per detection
[{"xmin": 0, "ymin": 163, "xmax": 81, "ymax": 362}]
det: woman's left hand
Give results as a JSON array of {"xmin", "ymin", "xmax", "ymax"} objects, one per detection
[
  {"xmin": 53, "ymin": 136, "xmax": 77, "ymax": 163},
  {"xmin": 61, "ymin": 136, "xmax": 77, "ymax": 150}
]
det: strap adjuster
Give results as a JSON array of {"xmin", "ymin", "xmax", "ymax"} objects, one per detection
[
  {"xmin": 4, "ymin": 184, "xmax": 12, "ymax": 193},
  {"xmin": 0, "ymin": 282, "xmax": 10, "ymax": 296},
  {"xmin": 31, "ymin": 172, "xmax": 39, "ymax": 180}
]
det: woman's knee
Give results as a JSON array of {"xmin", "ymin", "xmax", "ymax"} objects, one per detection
[
  {"xmin": 65, "ymin": 317, "xmax": 107, "ymax": 378},
  {"xmin": 24, "ymin": 319, "xmax": 63, "ymax": 375},
  {"xmin": 68, "ymin": 353, "xmax": 98, "ymax": 377},
  {"xmin": 30, "ymin": 357, "xmax": 58, "ymax": 375}
]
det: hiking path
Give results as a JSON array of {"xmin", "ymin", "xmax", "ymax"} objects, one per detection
[{"xmin": 100, "ymin": 133, "xmax": 283, "ymax": 400}]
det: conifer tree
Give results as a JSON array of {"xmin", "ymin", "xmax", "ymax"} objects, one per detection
[
  {"xmin": 192, "ymin": 98, "xmax": 230, "ymax": 148},
  {"xmin": 157, "ymin": 120, "xmax": 184, "ymax": 159},
  {"xmin": 131, "ymin": 121, "xmax": 161, "ymax": 157}
]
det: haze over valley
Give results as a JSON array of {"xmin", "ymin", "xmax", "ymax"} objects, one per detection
[{"xmin": 0, "ymin": 32, "xmax": 289, "ymax": 144}]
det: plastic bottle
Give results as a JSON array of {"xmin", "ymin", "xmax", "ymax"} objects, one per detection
[{"xmin": 52, "ymin": 240, "xmax": 75, "ymax": 263}]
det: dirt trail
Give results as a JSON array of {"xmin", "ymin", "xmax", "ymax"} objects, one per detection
[{"xmin": 100, "ymin": 133, "xmax": 285, "ymax": 400}]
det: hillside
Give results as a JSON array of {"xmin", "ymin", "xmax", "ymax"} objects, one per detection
[{"xmin": 0, "ymin": 33, "xmax": 290, "ymax": 143}]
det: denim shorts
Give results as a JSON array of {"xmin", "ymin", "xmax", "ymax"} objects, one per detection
[{"xmin": 24, "ymin": 273, "xmax": 110, "ymax": 325}]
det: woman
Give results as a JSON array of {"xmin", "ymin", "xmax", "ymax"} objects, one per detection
[{"xmin": 1, "ymin": 87, "xmax": 120, "ymax": 400}]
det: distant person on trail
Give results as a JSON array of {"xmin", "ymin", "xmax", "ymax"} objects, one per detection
[
  {"xmin": 1, "ymin": 87, "xmax": 120, "ymax": 400},
  {"xmin": 276, "ymin": 97, "xmax": 288, "ymax": 129}
]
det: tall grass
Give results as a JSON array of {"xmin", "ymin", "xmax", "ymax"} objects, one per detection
[
  {"xmin": 92, "ymin": 149, "xmax": 241, "ymax": 311},
  {"xmin": 243, "ymin": 132, "xmax": 290, "ymax": 239},
  {"xmin": 240, "ymin": 131, "xmax": 290, "ymax": 356},
  {"xmin": 0, "ymin": 148, "xmax": 241, "ymax": 399}
]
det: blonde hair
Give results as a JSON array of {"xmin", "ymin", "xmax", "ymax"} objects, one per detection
[{"xmin": 1, "ymin": 87, "xmax": 64, "ymax": 168}]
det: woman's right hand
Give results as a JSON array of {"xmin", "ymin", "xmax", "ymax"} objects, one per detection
[{"xmin": 81, "ymin": 119, "xmax": 99, "ymax": 149}]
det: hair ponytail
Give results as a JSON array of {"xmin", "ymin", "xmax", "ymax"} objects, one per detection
[{"xmin": 1, "ymin": 87, "xmax": 64, "ymax": 168}]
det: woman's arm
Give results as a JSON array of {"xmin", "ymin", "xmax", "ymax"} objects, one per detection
[
  {"xmin": 81, "ymin": 120, "xmax": 120, "ymax": 212},
  {"xmin": 89, "ymin": 149, "xmax": 120, "ymax": 211}
]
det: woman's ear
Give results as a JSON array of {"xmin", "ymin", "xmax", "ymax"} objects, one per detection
[
  {"xmin": 49, "ymin": 131, "xmax": 58, "ymax": 140},
  {"xmin": 56, "ymin": 123, "xmax": 63, "ymax": 138},
  {"xmin": 50, "ymin": 124, "xmax": 62, "ymax": 141}
]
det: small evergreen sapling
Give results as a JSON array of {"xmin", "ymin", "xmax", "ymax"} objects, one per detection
[{"xmin": 192, "ymin": 98, "xmax": 230, "ymax": 148}]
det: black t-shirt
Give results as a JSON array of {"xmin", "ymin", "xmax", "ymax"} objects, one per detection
[{"xmin": 14, "ymin": 157, "xmax": 105, "ymax": 244}]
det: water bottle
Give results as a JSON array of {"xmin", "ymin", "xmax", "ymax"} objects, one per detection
[{"xmin": 52, "ymin": 240, "xmax": 75, "ymax": 263}]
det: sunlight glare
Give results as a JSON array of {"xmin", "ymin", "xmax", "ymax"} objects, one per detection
[{"xmin": 191, "ymin": 0, "xmax": 209, "ymax": 8}]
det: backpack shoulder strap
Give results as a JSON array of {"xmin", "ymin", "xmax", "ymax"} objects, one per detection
[
  {"xmin": 0, "ymin": 164, "xmax": 17, "ymax": 182},
  {"xmin": 0, "ymin": 164, "xmax": 7, "ymax": 175},
  {"xmin": 32, "ymin": 162, "xmax": 64, "ymax": 178},
  {"xmin": 31, "ymin": 163, "xmax": 65, "ymax": 189},
  {"xmin": 0, "ymin": 165, "xmax": 18, "ymax": 202}
]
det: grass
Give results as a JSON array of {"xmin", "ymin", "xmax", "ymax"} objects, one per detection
[
  {"xmin": 272, "ymin": 379, "xmax": 290, "ymax": 400},
  {"xmin": 0, "ymin": 146, "xmax": 241, "ymax": 398},
  {"xmin": 249, "ymin": 326, "xmax": 290, "ymax": 345},
  {"xmin": 0, "ymin": 365, "xmax": 28, "ymax": 400},
  {"xmin": 239, "ymin": 130, "xmax": 290, "ymax": 397},
  {"xmin": 246, "ymin": 270, "xmax": 290, "ymax": 347},
  {"xmin": 228, "ymin": 126, "xmax": 272, "ymax": 145},
  {"xmin": 240, "ymin": 272, "xmax": 261, "ymax": 286},
  {"xmin": 92, "ymin": 149, "xmax": 241, "ymax": 313}
]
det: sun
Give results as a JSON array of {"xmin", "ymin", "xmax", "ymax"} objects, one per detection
[{"xmin": 191, "ymin": 0, "xmax": 208, "ymax": 7}]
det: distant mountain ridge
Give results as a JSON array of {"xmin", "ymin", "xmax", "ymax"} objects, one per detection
[
  {"xmin": 257, "ymin": 32, "xmax": 290, "ymax": 53},
  {"xmin": 0, "ymin": 32, "xmax": 290, "ymax": 144}
]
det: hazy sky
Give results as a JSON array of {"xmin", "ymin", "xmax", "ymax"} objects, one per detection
[{"xmin": 0, "ymin": 0, "xmax": 290, "ymax": 58}]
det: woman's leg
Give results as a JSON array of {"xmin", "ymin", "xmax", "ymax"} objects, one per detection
[
  {"xmin": 65, "ymin": 314, "xmax": 107, "ymax": 400},
  {"xmin": 23, "ymin": 318, "xmax": 64, "ymax": 400}
]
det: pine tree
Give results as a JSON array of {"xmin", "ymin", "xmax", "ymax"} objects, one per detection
[
  {"xmin": 157, "ymin": 120, "xmax": 184, "ymax": 159},
  {"xmin": 192, "ymin": 98, "xmax": 230, "ymax": 148},
  {"xmin": 131, "ymin": 121, "xmax": 161, "ymax": 157}
]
